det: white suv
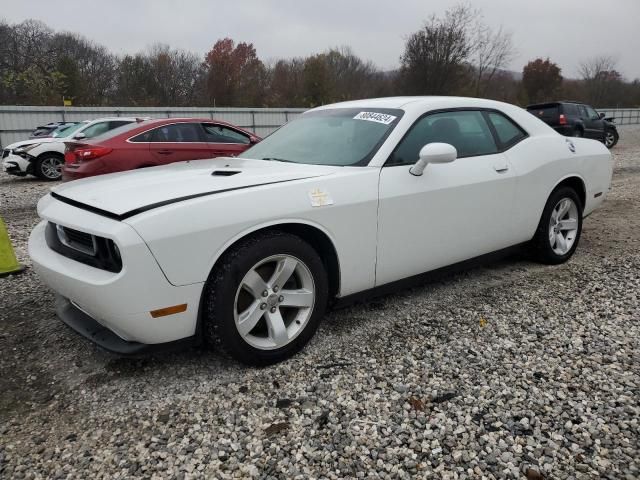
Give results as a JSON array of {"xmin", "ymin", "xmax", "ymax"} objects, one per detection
[{"xmin": 2, "ymin": 118, "xmax": 139, "ymax": 180}]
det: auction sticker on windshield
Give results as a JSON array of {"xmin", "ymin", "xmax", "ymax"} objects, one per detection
[{"xmin": 353, "ymin": 112, "xmax": 397, "ymax": 125}]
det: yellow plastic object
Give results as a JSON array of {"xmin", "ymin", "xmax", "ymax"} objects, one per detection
[{"xmin": 0, "ymin": 217, "xmax": 26, "ymax": 277}]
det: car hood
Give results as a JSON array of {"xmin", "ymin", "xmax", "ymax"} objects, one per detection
[
  {"xmin": 6, "ymin": 137, "xmax": 62, "ymax": 149},
  {"xmin": 50, "ymin": 157, "xmax": 341, "ymax": 219}
]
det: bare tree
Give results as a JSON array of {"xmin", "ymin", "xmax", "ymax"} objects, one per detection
[
  {"xmin": 399, "ymin": 4, "xmax": 476, "ymax": 95},
  {"xmin": 472, "ymin": 24, "xmax": 516, "ymax": 96},
  {"xmin": 579, "ymin": 55, "xmax": 622, "ymax": 106}
]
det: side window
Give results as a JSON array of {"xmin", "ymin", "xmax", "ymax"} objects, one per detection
[
  {"xmin": 108, "ymin": 120, "xmax": 132, "ymax": 129},
  {"xmin": 563, "ymin": 104, "xmax": 578, "ymax": 117},
  {"xmin": 585, "ymin": 106, "xmax": 599, "ymax": 119},
  {"xmin": 81, "ymin": 122, "xmax": 110, "ymax": 139},
  {"xmin": 578, "ymin": 105, "xmax": 589, "ymax": 119},
  {"xmin": 151, "ymin": 123, "xmax": 203, "ymax": 142},
  {"xmin": 129, "ymin": 130, "xmax": 153, "ymax": 143},
  {"xmin": 202, "ymin": 123, "xmax": 250, "ymax": 144},
  {"xmin": 389, "ymin": 110, "xmax": 498, "ymax": 165},
  {"xmin": 487, "ymin": 112, "xmax": 527, "ymax": 149}
]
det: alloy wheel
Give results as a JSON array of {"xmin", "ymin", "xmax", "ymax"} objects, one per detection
[
  {"xmin": 234, "ymin": 254, "xmax": 315, "ymax": 350},
  {"xmin": 605, "ymin": 131, "xmax": 616, "ymax": 148},
  {"xmin": 41, "ymin": 157, "xmax": 62, "ymax": 179},
  {"xmin": 548, "ymin": 197, "xmax": 579, "ymax": 255}
]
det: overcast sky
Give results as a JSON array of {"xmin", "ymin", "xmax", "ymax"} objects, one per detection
[{"xmin": 3, "ymin": 0, "xmax": 640, "ymax": 79}]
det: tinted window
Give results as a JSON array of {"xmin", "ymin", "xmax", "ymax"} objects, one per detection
[
  {"xmin": 563, "ymin": 104, "xmax": 578, "ymax": 117},
  {"xmin": 202, "ymin": 124, "xmax": 250, "ymax": 144},
  {"xmin": 108, "ymin": 120, "xmax": 132, "ymax": 130},
  {"xmin": 487, "ymin": 112, "xmax": 526, "ymax": 148},
  {"xmin": 578, "ymin": 105, "xmax": 589, "ymax": 118},
  {"xmin": 389, "ymin": 110, "xmax": 498, "ymax": 165},
  {"xmin": 528, "ymin": 105, "xmax": 559, "ymax": 120},
  {"xmin": 151, "ymin": 123, "xmax": 203, "ymax": 142},
  {"xmin": 81, "ymin": 121, "xmax": 111, "ymax": 139},
  {"xmin": 240, "ymin": 108, "xmax": 403, "ymax": 166},
  {"xmin": 585, "ymin": 105, "xmax": 599, "ymax": 119}
]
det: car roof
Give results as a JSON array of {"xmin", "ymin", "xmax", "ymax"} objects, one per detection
[{"xmin": 313, "ymin": 96, "xmax": 524, "ymax": 112}]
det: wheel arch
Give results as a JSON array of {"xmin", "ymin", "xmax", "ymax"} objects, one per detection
[
  {"xmin": 550, "ymin": 175, "xmax": 587, "ymax": 211},
  {"xmin": 207, "ymin": 220, "xmax": 342, "ymax": 301}
]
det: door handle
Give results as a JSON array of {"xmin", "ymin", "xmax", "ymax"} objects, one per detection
[
  {"xmin": 494, "ymin": 165, "xmax": 509, "ymax": 173},
  {"xmin": 157, "ymin": 149, "xmax": 173, "ymax": 155}
]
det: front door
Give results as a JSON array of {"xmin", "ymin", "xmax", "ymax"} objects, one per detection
[
  {"xmin": 376, "ymin": 109, "xmax": 519, "ymax": 287},
  {"xmin": 201, "ymin": 123, "xmax": 253, "ymax": 157},
  {"xmin": 149, "ymin": 122, "xmax": 212, "ymax": 164}
]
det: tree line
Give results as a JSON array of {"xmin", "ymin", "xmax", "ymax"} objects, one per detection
[{"xmin": 1, "ymin": 5, "xmax": 638, "ymax": 108}]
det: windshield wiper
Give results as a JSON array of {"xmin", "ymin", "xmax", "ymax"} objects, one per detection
[{"xmin": 261, "ymin": 157, "xmax": 297, "ymax": 163}]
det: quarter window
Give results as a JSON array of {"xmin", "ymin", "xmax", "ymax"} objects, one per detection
[
  {"xmin": 487, "ymin": 112, "xmax": 526, "ymax": 148},
  {"xmin": 388, "ymin": 110, "xmax": 498, "ymax": 165},
  {"xmin": 202, "ymin": 124, "xmax": 250, "ymax": 144}
]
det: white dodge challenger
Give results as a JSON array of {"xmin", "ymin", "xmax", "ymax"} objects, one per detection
[{"xmin": 29, "ymin": 97, "xmax": 613, "ymax": 364}]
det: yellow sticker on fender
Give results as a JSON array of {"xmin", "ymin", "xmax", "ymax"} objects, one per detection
[{"xmin": 309, "ymin": 188, "xmax": 334, "ymax": 207}]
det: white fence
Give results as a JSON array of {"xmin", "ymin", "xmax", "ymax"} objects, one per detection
[
  {"xmin": 0, "ymin": 106, "xmax": 307, "ymax": 148},
  {"xmin": 598, "ymin": 108, "xmax": 640, "ymax": 126},
  {"xmin": 1, "ymin": 105, "xmax": 638, "ymax": 149}
]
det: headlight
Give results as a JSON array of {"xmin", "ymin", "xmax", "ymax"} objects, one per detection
[{"xmin": 14, "ymin": 143, "xmax": 41, "ymax": 154}]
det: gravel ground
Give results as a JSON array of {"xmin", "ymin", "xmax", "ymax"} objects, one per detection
[{"xmin": 1, "ymin": 128, "xmax": 639, "ymax": 479}]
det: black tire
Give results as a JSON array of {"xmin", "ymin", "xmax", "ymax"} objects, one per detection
[
  {"xmin": 34, "ymin": 153, "xmax": 63, "ymax": 181},
  {"xmin": 531, "ymin": 186, "xmax": 583, "ymax": 265},
  {"xmin": 604, "ymin": 129, "xmax": 619, "ymax": 149},
  {"xmin": 203, "ymin": 231, "xmax": 328, "ymax": 365}
]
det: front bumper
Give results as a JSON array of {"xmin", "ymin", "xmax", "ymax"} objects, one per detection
[
  {"xmin": 55, "ymin": 295, "xmax": 198, "ymax": 355},
  {"xmin": 2, "ymin": 152, "xmax": 31, "ymax": 176},
  {"xmin": 29, "ymin": 210, "xmax": 204, "ymax": 346}
]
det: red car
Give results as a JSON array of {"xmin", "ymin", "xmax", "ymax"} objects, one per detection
[{"xmin": 62, "ymin": 118, "xmax": 261, "ymax": 180}]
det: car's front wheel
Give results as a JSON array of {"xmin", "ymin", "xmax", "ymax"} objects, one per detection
[
  {"xmin": 604, "ymin": 129, "xmax": 619, "ymax": 149},
  {"xmin": 34, "ymin": 153, "xmax": 63, "ymax": 181},
  {"xmin": 203, "ymin": 231, "xmax": 328, "ymax": 365},
  {"xmin": 531, "ymin": 186, "xmax": 583, "ymax": 264}
]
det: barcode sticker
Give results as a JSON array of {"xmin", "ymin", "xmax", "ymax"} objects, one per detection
[{"xmin": 353, "ymin": 112, "xmax": 397, "ymax": 125}]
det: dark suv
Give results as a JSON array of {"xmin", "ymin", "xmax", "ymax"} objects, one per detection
[{"xmin": 526, "ymin": 101, "xmax": 619, "ymax": 148}]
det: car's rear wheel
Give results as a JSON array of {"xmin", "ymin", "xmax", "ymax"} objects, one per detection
[
  {"xmin": 604, "ymin": 129, "xmax": 618, "ymax": 149},
  {"xmin": 572, "ymin": 127, "xmax": 583, "ymax": 138},
  {"xmin": 203, "ymin": 231, "xmax": 328, "ymax": 365},
  {"xmin": 531, "ymin": 186, "xmax": 583, "ymax": 264},
  {"xmin": 34, "ymin": 154, "xmax": 63, "ymax": 181}
]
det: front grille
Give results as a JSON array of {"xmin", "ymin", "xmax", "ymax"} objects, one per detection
[
  {"xmin": 45, "ymin": 222, "xmax": 122, "ymax": 273},
  {"xmin": 57, "ymin": 225, "xmax": 97, "ymax": 255},
  {"xmin": 2, "ymin": 149, "xmax": 10, "ymax": 159}
]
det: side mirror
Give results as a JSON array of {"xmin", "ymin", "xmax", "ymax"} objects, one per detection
[
  {"xmin": 599, "ymin": 112, "xmax": 606, "ymax": 119},
  {"xmin": 409, "ymin": 143, "xmax": 457, "ymax": 176},
  {"xmin": 249, "ymin": 136, "xmax": 259, "ymax": 145},
  {"xmin": 73, "ymin": 132, "xmax": 86, "ymax": 140}
]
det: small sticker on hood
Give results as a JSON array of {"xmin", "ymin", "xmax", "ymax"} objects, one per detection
[{"xmin": 353, "ymin": 112, "xmax": 397, "ymax": 125}]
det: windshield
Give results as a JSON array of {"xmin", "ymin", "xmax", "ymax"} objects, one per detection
[
  {"xmin": 240, "ymin": 108, "xmax": 404, "ymax": 166},
  {"xmin": 52, "ymin": 123, "xmax": 85, "ymax": 138}
]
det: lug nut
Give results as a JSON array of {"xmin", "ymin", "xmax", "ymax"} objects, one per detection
[
  {"xmin": 260, "ymin": 303, "xmax": 267, "ymax": 310},
  {"xmin": 270, "ymin": 307, "xmax": 277, "ymax": 313},
  {"xmin": 273, "ymin": 286, "xmax": 279, "ymax": 292},
  {"xmin": 278, "ymin": 295, "xmax": 284, "ymax": 302},
  {"xmin": 262, "ymin": 290, "xmax": 268, "ymax": 297}
]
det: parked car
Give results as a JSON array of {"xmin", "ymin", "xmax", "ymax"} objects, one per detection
[
  {"xmin": 29, "ymin": 97, "xmax": 612, "ymax": 364},
  {"xmin": 526, "ymin": 101, "xmax": 619, "ymax": 148},
  {"xmin": 2, "ymin": 118, "xmax": 140, "ymax": 180},
  {"xmin": 62, "ymin": 118, "xmax": 261, "ymax": 181},
  {"xmin": 29, "ymin": 121, "xmax": 79, "ymax": 139}
]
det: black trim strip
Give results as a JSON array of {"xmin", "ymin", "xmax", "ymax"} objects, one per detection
[{"xmin": 51, "ymin": 177, "xmax": 315, "ymax": 221}]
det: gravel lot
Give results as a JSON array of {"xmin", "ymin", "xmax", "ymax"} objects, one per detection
[{"xmin": 1, "ymin": 128, "xmax": 639, "ymax": 479}]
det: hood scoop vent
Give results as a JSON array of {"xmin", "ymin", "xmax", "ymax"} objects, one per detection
[{"xmin": 211, "ymin": 170, "xmax": 241, "ymax": 177}]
